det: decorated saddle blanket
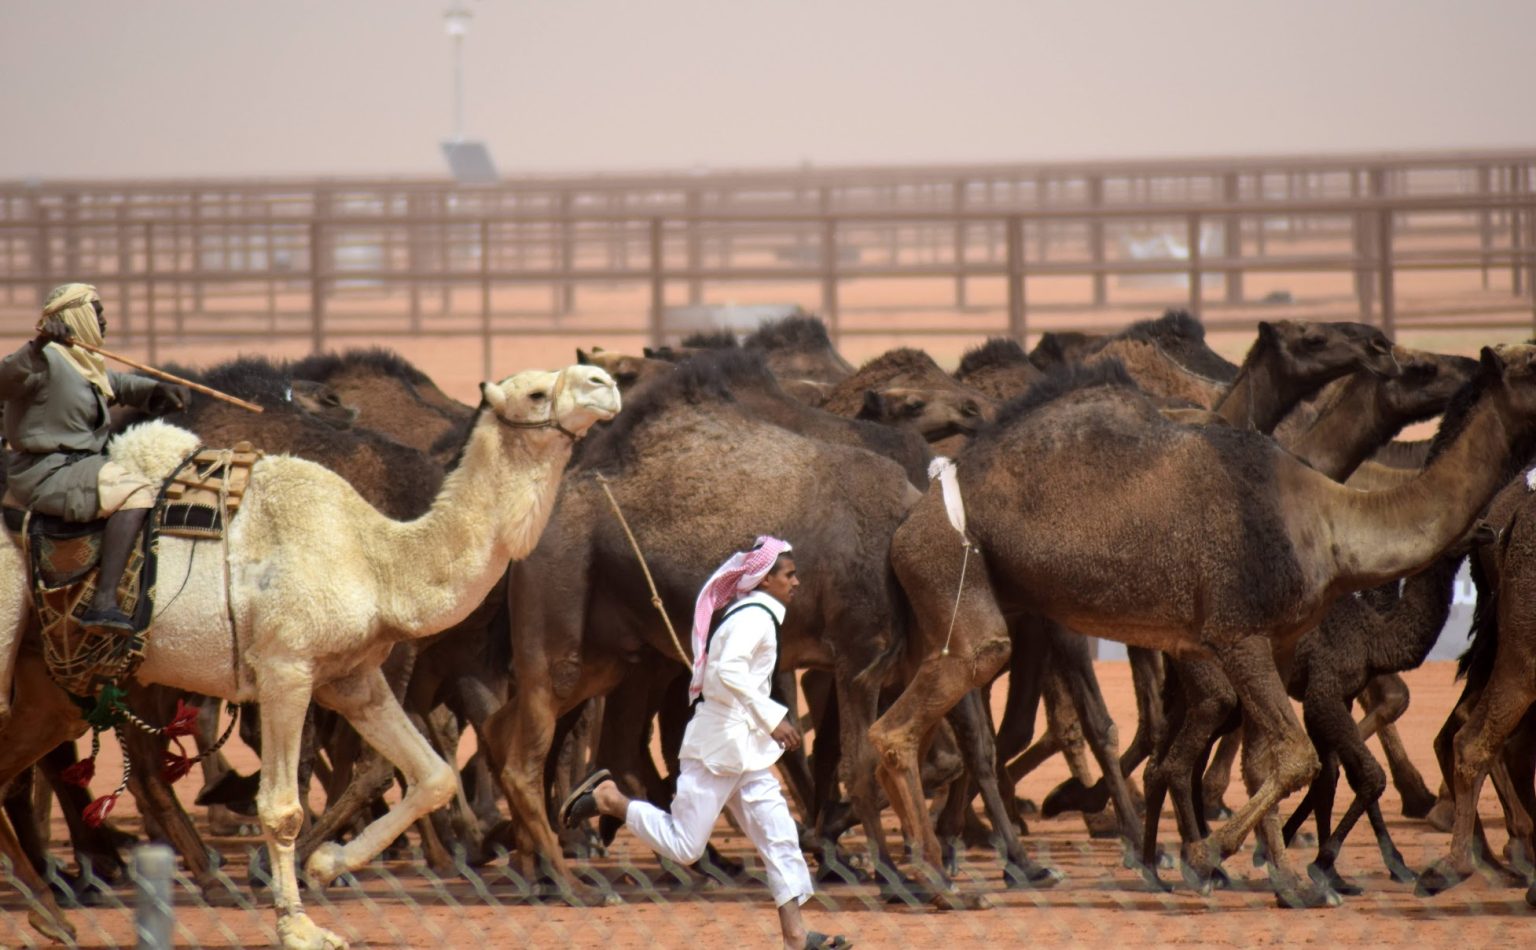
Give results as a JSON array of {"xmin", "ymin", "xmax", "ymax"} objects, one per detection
[{"xmin": 1, "ymin": 441, "xmax": 262, "ymax": 699}]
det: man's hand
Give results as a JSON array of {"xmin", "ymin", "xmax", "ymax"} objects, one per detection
[
  {"xmin": 149, "ymin": 382, "xmax": 192, "ymax": 414},
  {"xmin": 770, "ymin": 720, "xmax": 802, "ymax": 753},
  {"xmin": 35, "ymin": 316, "xmax": 72, "ymax": 348}
]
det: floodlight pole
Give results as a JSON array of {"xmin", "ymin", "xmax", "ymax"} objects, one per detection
[{"xmin": 445, "ymin": 3, "xmax": 472, "ymax": 143}]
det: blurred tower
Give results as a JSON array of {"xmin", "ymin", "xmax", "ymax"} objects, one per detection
[{"xmin": 441, "ymin": 1, "xmax": 498, "ymax": 183}]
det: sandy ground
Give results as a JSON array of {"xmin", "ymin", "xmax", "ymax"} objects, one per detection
[{"xmin": 2, "ymin": 663, "xmax": 1531, "ymax": 949}]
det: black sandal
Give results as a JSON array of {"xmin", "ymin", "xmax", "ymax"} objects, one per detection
[
  {"xmin": 558, "ymin": 768, "xmax": 612, "ymax": 829},
  {"xmin": 805, "ymin": 932, "xmax": 852, "ymax": 949}
]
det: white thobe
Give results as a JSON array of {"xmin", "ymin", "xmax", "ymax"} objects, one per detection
[{"xmin": 625, "ymin": 591, "xmax": 814, "ymax": 908}]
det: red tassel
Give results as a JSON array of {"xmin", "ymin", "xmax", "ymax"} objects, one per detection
[
  {"xmin": 60, "ymin": 757, "xmax": 96, "ymax": 788},
  {"xmin": 162, "ymin": 699, "xmax": 199, "ymax": 740},
  {"xmin": 82, "ymin": 792, "xmax": 120, "ymax": 827},
  {"xmin": 161, "ymin": 752, "xmax": 195, "ymax": 785}
]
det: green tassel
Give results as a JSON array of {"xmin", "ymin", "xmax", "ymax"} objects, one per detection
[{"xmin": 84, "ymin": 682, "xmax": 128, "ymax": 730}]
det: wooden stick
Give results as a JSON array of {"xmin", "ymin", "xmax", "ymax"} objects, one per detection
[{"xmin": 67, "ymin": 340, "xmax": 264, "ymax": 414}]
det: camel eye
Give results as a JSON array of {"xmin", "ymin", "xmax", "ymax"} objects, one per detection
[
  {"xmin": 1304, "ymin": 334, "xmax": 1326, "ymax": 348},
  {"xmin": 530, "ymin": 391, "xmax": 548, "ymax": 401}
]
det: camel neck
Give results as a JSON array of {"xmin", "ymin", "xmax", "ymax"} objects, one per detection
[
  {"xmin": 1328, "ymin": 398, "xmax": 1523, "ymax": 585},
  {"xmin": 1366, "ymin": 552, "xmax": 1466, "ymax": 672},
  {"xmin": 1214, "ymin": 351, "xmax": 1292, "ymax": 433},
  {"xmin": 1290, "ymin": 376, "xmax": 1397, "ymax": 481},
  {"xmin": 376, "ymin": 417, "xmax": 568, "ymax": 637}
]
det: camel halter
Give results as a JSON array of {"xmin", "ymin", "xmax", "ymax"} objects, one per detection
[
  {"xmin": 496, "ymin": 371, "xmax": 584, "ymax": 441},
  {"xmin": 593, "ymin": 472, "xmax": 693, "ymax": 668},
  {"xmin": 928, "ymin": 457, "xmax": 973, "ymax": 659}
]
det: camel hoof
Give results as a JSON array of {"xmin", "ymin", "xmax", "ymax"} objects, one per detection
[
  {"xmin": 1308, "ymin": 862, "xmax": 1363, "ymax": 897},
  {"xmin": 1274, "ymin": 878, "xmax": 1343, "ymax": 909},
  {"xmin": 1414, "ymin": 861, "xmax": 1467, "ymax": 896},
  {"xmin": 1384, "ymin": 851, "xmax": 1418, "ymax": 885},
  {"xmin": 1423, "ymin": 800, "xmax": 1456, "ymax": 833},
  {"xmin": 1015, "ymin": 797, "xmax": 1040, "ymax": 818},
  {"xmin": 277, "ymin": 913, "xmax": 348, "ymax": 950},
  {"xmin": 1203, "ymin": 800, "xmax": 1233, "ymax": 821},
  {"xmin": 1003, "ymin": 861, "xmax": 1064, "ymax": 890},
  {"xmin": 1400, "ymin": 789, "xmax": 1439, "ymax": 820},
  {"xmin": 304, "ymin": 843, "xmax": 348, "ymax": 888},
  {"xmin": 1526, "ymin": 881, "xmax": 1536, "ymax": 908},
  {"xmin": 27, "ymin": 907, "xmax": 76, "ymax": 945}
]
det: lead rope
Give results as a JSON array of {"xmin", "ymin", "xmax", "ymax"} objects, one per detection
[
  {"xmin": 928, "ymin": 457, "xmax": 975, "ymax": 659},
  {"xmin": 594, "ymin": 473, "xmax": 692, "ymax": 668}
]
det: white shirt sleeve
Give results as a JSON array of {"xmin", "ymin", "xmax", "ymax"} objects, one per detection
[{"xmin": 712, "ymin": 609, "xmax": 788, "ymax": 736}]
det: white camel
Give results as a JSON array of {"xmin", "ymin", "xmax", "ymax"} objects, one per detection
[{"xmin": 0, "ymin": 363, "xmax": 620, "ymax": 950}]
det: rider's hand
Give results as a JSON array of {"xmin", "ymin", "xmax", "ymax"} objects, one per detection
[
  {"xmin": 149, "ymin": 382, "xmax": 192, "ymax": 414},
  {"xmin": 35, "ymin": 316, "xmax": 72, "ymax": 348},
  {"xmin": 770, "ymin": 719, "xmax": 802, "ymax": 753}
]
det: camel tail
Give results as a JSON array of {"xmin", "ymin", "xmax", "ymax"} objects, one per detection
[{"xmin": 1455, "ymin": 526, "xmax": 1505, "ymax": 685}]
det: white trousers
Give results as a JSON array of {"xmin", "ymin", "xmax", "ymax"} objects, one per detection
[{"xmin": 625, "ymin": 757, "xmax": 814, "ymax": 908}]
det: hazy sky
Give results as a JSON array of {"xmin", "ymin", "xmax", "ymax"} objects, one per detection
[{"xmin": 2, "ymin": 0, "xmax": 1533, "ymax": 180}]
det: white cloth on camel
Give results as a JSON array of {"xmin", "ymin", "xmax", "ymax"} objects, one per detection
[{"xmin": 626, "ymin": 758, "xmax": 813, "ymax": 908}]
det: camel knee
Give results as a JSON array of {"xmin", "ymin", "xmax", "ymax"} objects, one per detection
[
  {"xmin": 415, "ymin": 760, "xmax": 457, "ymax": 813},
  {"xmin": 259, "ymin": 797, "xmax": 305, "ymax": 844},
  {"xmin": 1276, "ymin": 743, "xmax": 1320, "ymax": 792}
]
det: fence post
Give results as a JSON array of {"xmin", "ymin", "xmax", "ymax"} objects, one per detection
[
  {"xmin": 1089, "ymin": 176, "xmax": 1106, "ymax": 305},
  {"xmin": 1377, "ymin": 207, "xmax": 1395, "ymax": 337},
  {"xmin": 1514, "ymin": 164, "xmax": 1526, "ymax": 298},
  {"xmin": 1479, "ymin": 165, "xmax": 1493, "ymax": 289},
  {"xmin": 686, "ymin": 189, "xmax": 703, "ymax": 305},
  {"xmin": 1224, "ymin": 172, "xmax": 1243, "ymax": 303},
  {"xmin": 480, "ymin": 219, "xmax": 493, "ymax": 381},
  {"xmin": 133, "ymin": 844, "xmax": 175, "ymax": 950},
  {"xmin": 117, "ymin": 204, "xmax": 132, "ymax": 344},
  {"xmin": 821, "ymin": 217, "xmax": 839, "ymax": 341},
  {"xmin": 310, "ymin": 219, "xmax": 325, "ymax": 354},
  {"xmin": 953, "ymin": 178, "xmax": 968, "ymax": 309},
  {"xmin": 648, "ymin": 217, "xmax": 665, "ymax": 347},
  {"xmin": 145, "ymin": 222, "xmax": 159, "ymax": 366},
  {"xmin": 1006, "ymin": 215, "xmax": 1026, "ymax": 342},
  {"xmin": 1186, "ymin": 213, "xmax": 1202, "ymax": 318}
]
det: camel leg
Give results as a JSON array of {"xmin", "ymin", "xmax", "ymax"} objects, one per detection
[
  {"xmin": 944, "ymin": 688, "xmax": 1058, "ymax": 889},
  {"xmin": 304, "ymin": 667, "xmax": 456, "ymax": 886},
  {"xmin": 1358, "ymin": 674, "xmax": 1437, "ymax": 818},
  {"xmin": 1201, "ymin": 728, "xmax": 1240, "ymax": 820},
  {"xmin": 484, "ymin": 683, "xmax": 578, "ymax": 886},
  {"xmin": 1205, "ymin": 638, "xmax": 1327, "ymax": 907},
  {"xmin": 833, "ymin": 665, "xmax": 895, "ymax": 875},
  {"xmin": 1049, "ymin": 629, "xmax": 1139, "ymax": 848},
  {"xmin": 1142, "ymin": 656, "xmax": 1233, "ymax": 889},
  {"xmin": 251, "ymin": 664, "xmax": 345, "ymax": 950},
  {"xmin": 1420, "ymin": 646, "xmax": 1536, "ymax": 894}
]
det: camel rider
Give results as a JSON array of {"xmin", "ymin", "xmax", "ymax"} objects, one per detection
[
  {"xmin": 560, "ymin": 537, "xmax": 851, "ymax": 950},
  {"xmin": 0, "ymin": 283, "xmax": 189, "ymax": 634}
]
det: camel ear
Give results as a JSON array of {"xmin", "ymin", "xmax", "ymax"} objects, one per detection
[
  {"xmin": 576, "ymin": 348, "xmax": 592, "ymax": 365},
  {"xmin": 642, "ymin": 346, "xmax": 658, "ymax": 359},
  {"xmin": 1479, "ymin": 346, "xmax": 1505, "ymax": 376},
  {"xmin": 480, "ymin": 380, "xmax": 508, "ymax": 414},
  {"xmin": 857, "ymin": 390, "xmax": 888, "ymax": 420},
  {"xmin": 1257, "ymin": 321, "xmax": 1278, "ymax": 346}
]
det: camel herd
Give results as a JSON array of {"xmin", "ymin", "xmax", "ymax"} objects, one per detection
[{"xmin": 2, "ymin": 311, "xmax": 1536, "ymax": 948}]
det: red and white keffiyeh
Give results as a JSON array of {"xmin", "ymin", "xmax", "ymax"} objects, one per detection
[{"xmin": 688, "ymin": 535, "xmax": 793, "ymax": 702}]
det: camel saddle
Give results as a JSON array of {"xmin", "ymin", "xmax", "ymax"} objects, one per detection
[{"xmin": 0, "ymin": 441, "xmax": 262, "ymax": 700}]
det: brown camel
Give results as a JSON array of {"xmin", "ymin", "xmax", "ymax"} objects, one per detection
[
  {"xmin": 482, "ymin": 350, "xmax": 960, "ymax": 895},
  {"xmin": 953, "ymin": 338, "xmax": 1044, "ymax": 400},
  {"xmin": 288, "ymin": 348, "xmax": 475, "ymax": 462},
  {"xmin": 743, "ymin": 313, "xmax": 856, "ymax": 389},
  {"xmin": 1418, "ymin": 475, "xmax": 1536, "ymax": 896},
  {"xmin": 576, "ymin": 346, "xmax": 676, "ymax": 394},
  {"xmin": 871, "ymin": 344, "xmax": 1536, "ymax": 908},
  {"xmin": 822, "ymin": 348, "xmax": 994, "ymax": 447}
]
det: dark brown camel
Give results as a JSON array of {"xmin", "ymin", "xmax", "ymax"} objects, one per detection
[
  {"xmin": 1193, "ymin": 347, "xmax": 1479, "ymax": 819},
  {"xmin": 1278, "ymin": 527, "xmax": 1486, "ymax": 895},
  {"xmin": 481, "ymin": 350, "xmax": 987, "ymax": 896},
  {"xmin": 743, "ymin": 313, "xmax": 856, "ymax": 390},
  {"xmin": 288, "ymin": 347, "xmax": 475, "ymax": 463},
  {"xmin": 872, "ymin": 344, "xmax": 1536, "ymax": 908}
]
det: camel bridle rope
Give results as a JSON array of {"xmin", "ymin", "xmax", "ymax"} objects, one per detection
[
  {"xmin": 594, "ymin": 472, "xmax": 693, "ymax": 669},
  {"xmin": 496, "ymin": 372, "xmax": 584, "ymax": 441},
  {"xmin": 941, "ymin": 538, "xmax": 973, "ymax": 659}
]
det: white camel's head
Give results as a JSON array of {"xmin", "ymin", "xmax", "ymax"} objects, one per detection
[{"xmin": 479, "ymin": 364, "xmax": 621, "ymax": 441}]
